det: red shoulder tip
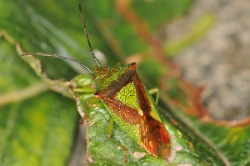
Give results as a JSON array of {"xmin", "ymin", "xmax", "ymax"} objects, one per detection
[{"xmin": 130, "ymin": 62, "xmax": 137, "ymax": 69}]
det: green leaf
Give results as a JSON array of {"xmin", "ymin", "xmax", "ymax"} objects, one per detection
[
  {"xmin": 0, "ymin": 33, "xmax": 78, "ymax": 165},
  {"xmin": 0, "ymin": 2, "xmax": 78, "ymax": 165},
  {"xmin": 1, "ymin": 0, "xmax": 248, "ymax": 166}
]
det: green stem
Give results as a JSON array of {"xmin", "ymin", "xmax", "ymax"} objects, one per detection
[{"xmin": 0, "ymin": 82, "xmax": 49, "ymax": 106}]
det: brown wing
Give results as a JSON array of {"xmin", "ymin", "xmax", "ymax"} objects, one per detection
[{"xmin": 133, "ymin": 65, "xmax": 171, "ymax": 160}]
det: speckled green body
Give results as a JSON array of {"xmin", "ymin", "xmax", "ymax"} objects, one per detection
[
  {"xmin": 70, "ymin": 62, "xmax": 172, "ymax": 160},
  {"xmin": 93, "ymin": 63, "xmax": 171, "ymax": 160}
]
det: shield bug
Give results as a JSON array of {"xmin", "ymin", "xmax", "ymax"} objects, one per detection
[{"xmin": 22, "ymin": 4, "xmax": 171, "ymax": 163}]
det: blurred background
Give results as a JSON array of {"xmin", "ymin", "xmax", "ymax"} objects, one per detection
[{"xmin": 0, "ymin": 0, "xmax": 249, "ymax": 165}]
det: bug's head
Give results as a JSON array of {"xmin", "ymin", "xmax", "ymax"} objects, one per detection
[{"xmin": 93, "ymin": 66, "xmax": 110, "ymax": 79}]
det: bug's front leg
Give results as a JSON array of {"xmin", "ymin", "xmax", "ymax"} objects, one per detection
[
  {"xmin": 69, "ymin": 74, "xmax": 99, "ymax": 120},
  {"xmin": 149, "ymin": 88, "xmax": 159, "ymax": 105}
]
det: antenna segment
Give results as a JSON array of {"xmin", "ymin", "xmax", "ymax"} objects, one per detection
[
  {"xmin": 21, "ymin": 52, "xmax": 94, "ymax": 74},
  {"xmin": 79, "ymin": 4, "xmax": 101, "ymax": 67}
]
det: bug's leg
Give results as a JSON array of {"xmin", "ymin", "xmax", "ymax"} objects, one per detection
[
  {"xmin": 73, "ymin": 87, "xmax": 96, "ymax": 94},
  {"xmin": 70, "ymin": 78, "xmax": 98, "ymax": 121},
  {"xmin": 149, "ymin": 88, "xmax": 159, "ymax": 105},
  {"xmin": 106, "ymin": 118, "xmax": 129, "ymax": 163},
  {"xmin": 73, "ymin": 93, "xmax": 100, "ymax": 123},
  {"xmin": 106, "ymin": 118, "xmax": 114, "ymax": 138}
]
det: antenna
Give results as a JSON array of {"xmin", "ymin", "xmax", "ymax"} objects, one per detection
[
  {"xmin": 79, "ymin": 4, "xmax": 101, "ymax": 67},
  {"xmin": 21, "ymin": 5, "xmax": 102, "ymax": 74},
  {"xmin": 21, "ymin": 52, "xmax": 94, "ymax": 74}
]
